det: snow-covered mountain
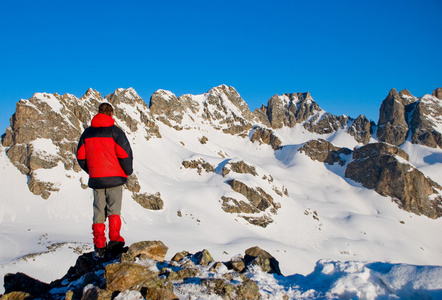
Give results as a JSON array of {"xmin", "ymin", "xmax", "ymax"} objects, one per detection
[{"xmin": 1, "ymin": 85, "xmax": 442, "ymax": 298}]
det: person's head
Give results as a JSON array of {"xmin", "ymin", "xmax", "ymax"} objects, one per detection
[{"xmin": 98, "ymin": 102, "xmax": 113, "ymax": 116}]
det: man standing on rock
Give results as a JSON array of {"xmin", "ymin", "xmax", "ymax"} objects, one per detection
[{"xmin": 76, "ymin": 102, "xmax": 133, "ymax": 259}]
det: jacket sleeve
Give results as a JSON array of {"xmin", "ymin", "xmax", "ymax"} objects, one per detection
[
  {"xmin": 76, "ymin": 133, "xmax": 89, "ymax": 174},
  {"xmin": 113, "ymin": 127, "xmax": 133, "ymax": 176}
]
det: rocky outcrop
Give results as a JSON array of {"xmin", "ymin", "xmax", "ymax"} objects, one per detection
[
  {"xmin": 432, "ymin": 87, "xmax": 442, "ymax": 100},
  {"xmin": 133, "ymin": 192, "xmax": 164, "ymax": 210},
  {"xmin": 376, "ymin": 88, "xmax": 410, "ymax": 146},
  {"xmin": 1, "ymin": 88, "xmax": 161, "ymax": 199},
  {"xmin": 182, "ymin": 159, "xmax": 215, "ymax": 175},
  {"xmin": 2, "ymin": 241, "xmax": 286, "ymax": 299},
  {"xmin": 222, "ymin": 160, "xmax": 258, "ymax": 177},
  {"xmin": 1, "ymin": 91, "xmax": 100, "ymax": 198},
  {"xmin": 219, "ymin": 160, "xmax": 286, "ymax": 227},
  {"xmin": 226, "ymin": 179, "xmax": 278, "ymax": 212},
  {"xmin": 205, "ymin": 85, "xmax": 255, "ymax": 135},
  {"xmin": 249, "ymin": 126, "xmax": 282, "ymax": 150},
  {"xmin": 265, "ymin": 92, "xmax": 320, "ymax": 129},
  {"xmin": 376, "ymin": 87, "xmax": 442, "ymax": 149},
  {"xmin": 304, "ymin": 113, "xmax": 348, "ymax": 135},
  {"xmin": 409, "ymin": 92, "xmax": 442, "ymax": 148},
  {"xmin": 299, "ymin": 139, "xmax": 352, "ymax": 166},
  {"xmin": 345, "ymin": 143, "xmax": 442, "ymax": 218},
  {"xmin": 149, "ymin": 89, "xmax": 186, "ymax": 129},
  {"xmin": 346, "ymin": 115, "xmax": 373, "ymax": 144}
]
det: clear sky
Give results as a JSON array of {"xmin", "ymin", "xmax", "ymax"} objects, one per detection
[{"xmin": 1, "ymin": 0, "xmax": 441, "ymax": 134}]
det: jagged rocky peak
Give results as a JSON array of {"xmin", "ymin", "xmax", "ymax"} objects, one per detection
[
  {"xmin": 409, "ymin": 88, "xmax": 442, "ymax": 148},
  {"xmin": 80, "ymin": 88, "xmax": 103, "ymax": 101},
  {"xmin": 1, "ymin": 90, "xmax": 104, "ymax": 198},
  {"xmin": 107, "ymin": 87, "xmax": 145, "ymax": 107},
  {"xmin": 149, "ymin": 89, "xmax": 183, "ymax": 115},
  {"xmin": 266, "ymin": 91, "xmax": 320, "ymax": 129},
  {"xmin": 433, "ymin": 87, "xmax": 442, "ymax": 100},
  {"xmin": 347, "ymin": 115, "xmax": 373, "ymax": 144},
  {"xmin": 376, "ymin": 88, "xmax": 409, "ymax": 146},
  {"xmin": 206, "ymin": 84, "xmax": 252, "ymax": 116},
  {"xmin": 376, "ymin": 87, "xmax": 441, "ymax": 149},
  {"xmin": 204, "ymin": 85, "xmax": 256, "ymax": 128},
  {"xmin": 148, "ymin": 89, "xmax": 189, "ymax": 130},
  {"xmin": 398, "ymin": 88, "xmax": 417, "ymax": 106}
]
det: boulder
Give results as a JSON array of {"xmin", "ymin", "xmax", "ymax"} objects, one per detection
[
  {"xmin": 121, "ymin": 240, "xmax": 168, "ymax": 262},
  {"xmin": 0, "ymin": 291, "xmax": 31, "ymax": 300},
  {"xmin": 3, "ymin": 272, "xmax": 50, "ymax": 298},
  {"xmin": 193, "ymin": 249, "xmax": 214, "ymax": 267},
  {"xmin": 244, "ymin": 246, "xmax": 282, "ymax": 275},
  {"xmin": 105, "ymin": 262, "xmax": 159, "ymax": 292}
]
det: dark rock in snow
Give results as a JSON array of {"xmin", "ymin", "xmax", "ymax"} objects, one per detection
[
  {"xmin": 345, "ymin": 143, "xmax": 442, "ymax": 218},
  {"xmin": 299, "ymin": 139, "xmax": 352, "ymax": 166}
]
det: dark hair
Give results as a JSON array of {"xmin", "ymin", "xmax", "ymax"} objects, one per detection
[{"xmin": 98, "ymin": 103, "xmax": 113, "ymax": 116}]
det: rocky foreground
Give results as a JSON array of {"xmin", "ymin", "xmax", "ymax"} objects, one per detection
[{"xmin": 1, "ymin": 241, "xmax": 284, "ymax": 300}]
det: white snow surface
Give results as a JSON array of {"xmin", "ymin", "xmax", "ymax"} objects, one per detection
[{"xmin": 1, "ymin": 92, "xmax": 442, "ymax": 298}]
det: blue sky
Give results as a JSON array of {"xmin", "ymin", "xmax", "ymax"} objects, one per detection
[{"xmin": 1, "ymin": 0, "xmax": 441, "ymax": 133}]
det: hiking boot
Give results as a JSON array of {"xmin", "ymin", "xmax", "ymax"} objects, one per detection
[
  {"xmin": 108, "ymin": 241, "xmax": 125, "ymax": 259},
  {"xmin": 93, "ymin": 246, "xmax": 106, "ymax": 260}
]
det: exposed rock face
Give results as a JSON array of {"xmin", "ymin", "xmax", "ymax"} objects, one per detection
[
  {"xmin": 432, "ymin": 87, "xmax": 442, "ymax": 100},
  {"xmin": 2, "ymin": 241, "xmax": 285, "ymax": 299},
  {"xmin": 133, "ymin": 192, "xmax": 164, "ymax": 210},
  {"xmin": 1, "ymin": 90, "xmax": 100, "ymax": 198},
  {"xmin": 376, "ymin": 88, "xmax": 442, "ymax": 149},
  {"xmin": 377, "ymin": 88, "xmax": 410, "ymax": 146},
  {"xmin": 347, "ymin": 115, "xmax": 373, "ymax": 144},
  {"xmin": 219, "ymin": 160, "xmax": 287, "ymax": 227},
  {"xmin": 299, "ymin": 139, "xmax": 352, "ymax": 166},
  {"xmin": 304, "ymin": 112, "xmax": 348, "ymax": 135},
  {"xmin": 227, "ymin": 179, "xmax": 278, "ymax": 212},
  {"xmin": 409, "ymin": 93, "xmax": 442, "ymax": 148},
  {"xmin": 249, "ymin": 126, "xmax": 282, "ymax": 150},
  {"xmin": 205, "ymin": 85, "xmax": 255, "ymax": 135},
  {"xmin": 149, "ymin": 89, "xmax": 186, "ymax": 129},
  {"xmin": 345, "ymin": 143, "xmax": 442, "ymax": 218},
  {"xmin": 182, "ymin": 159, "xmax": 215, "ymax": 175},
  {"xmin": 222, "ymin": 160, "xmax": 258, "ymax": 177},
  {"xmin": 265, "ymin": 92, "xmax": 320, "ymax": 129},
  {"xmin": 1, "ymin": 88, "xmax": 161, "ymax": 199}
]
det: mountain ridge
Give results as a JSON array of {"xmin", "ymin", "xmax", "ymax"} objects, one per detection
[{"xmin": 1, "ymin": 85, "xmax": 442, "ymax": 296}]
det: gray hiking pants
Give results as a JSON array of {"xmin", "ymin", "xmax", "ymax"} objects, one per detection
[{"xmin": 93, "ymin": 185, "xmax": 123, "ymax": 224}]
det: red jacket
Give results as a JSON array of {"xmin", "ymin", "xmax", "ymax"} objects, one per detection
[{"xmin": 76, "ymin": 113, "xmax": 133, "ymax": 189}]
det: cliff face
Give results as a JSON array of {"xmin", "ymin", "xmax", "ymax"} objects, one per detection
[{"xmin": 376, "ymin": 88, "xmax": 442, "ymax": 148}]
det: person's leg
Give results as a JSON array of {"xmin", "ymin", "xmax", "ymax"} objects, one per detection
[
  {"xmin": 92, "ymin": 189, "xmax": 107, "ymax": 255},
  {"xmin": 106, "ymin": 185, "xmax": 124, "ymax": 243}
]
